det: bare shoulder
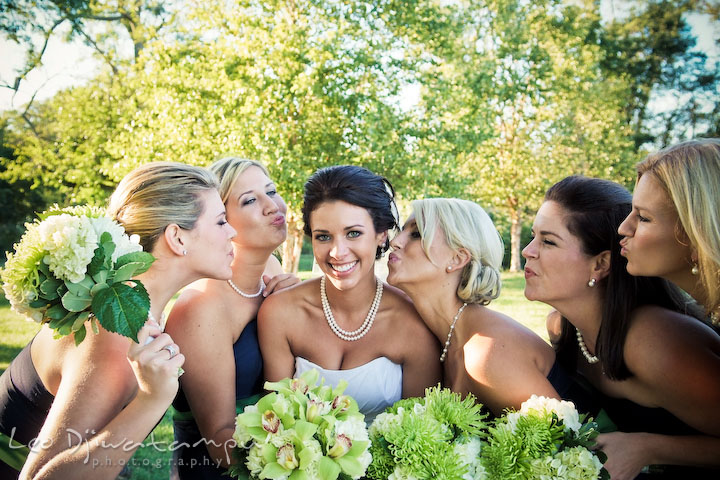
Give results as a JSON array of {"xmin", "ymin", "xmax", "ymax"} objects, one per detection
[
  {"xmin": 166, "ymin": 279, "xmax": 229, "ymax": 334},
  {"xmin": 59, "ymin": 326, "xmax": 136, "ymax": 400},
  {"xmin": 380, "ymin": 283, "xmax": 425, "ymax": 329},
  {"xmin": 625, "ymin": 305, "xmax": 720, "ymax": 379},
  {"xmin": 258, "ymin": 277, "xmax": 317, "ymax": 325},
  {"xmin": 463, "ymin": 307, "xmax": 553, "ymax": 376}
]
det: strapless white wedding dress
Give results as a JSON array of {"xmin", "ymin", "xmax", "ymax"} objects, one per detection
[{"xmin": 294, "ymin": 356, "xmax": 402, "ymax": 423}]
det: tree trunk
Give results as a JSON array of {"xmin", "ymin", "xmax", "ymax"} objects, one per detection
[
  {"xmin": 282, "ymin": 214, "xmax": 304, "ymax": 273},
  {"xmin": 509, "ymin": 208, "xmax": 522, "ymax": 272}
]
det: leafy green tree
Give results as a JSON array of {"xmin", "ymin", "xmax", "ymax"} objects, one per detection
[
  {"xmin": 600, "ymin": 0, "xmax": 719, "ymax": 148},
  {"xmin": 391, "ymin": 0, "xmax": 637, "ymax": 270}
]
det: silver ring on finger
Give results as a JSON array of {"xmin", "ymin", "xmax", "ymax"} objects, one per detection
[{"xmin": 162, "ymin": 344, "xmax": 177, "ymax": 358}]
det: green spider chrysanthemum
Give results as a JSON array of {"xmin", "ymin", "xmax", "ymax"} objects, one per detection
[
  {"xmin": 424, "ymin": 387, "xmax": 488, "ymax": 438},
  {"xmin": 480, "ymin": 424, "xmax": 529, "ymax": 480}
]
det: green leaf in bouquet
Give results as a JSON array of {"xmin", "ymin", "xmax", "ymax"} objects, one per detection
[
  {"xmin": 91, "ymin": 282, "xmax": 109, "ymax": 296},
  {"xmin": 55, "ymin": 312, "xmax": 78, "ymax": 337},
  {"xmin": 113, "ymin": 262, "xmax": 147, "ymax": 283},
  {"xmin": 72, "ymin": 311, "xmax": 91, "ymax": 332},
  {"xmin": 317, "ymin": 456, "xmax": 341, "ymax": 480},
  {"xmin": 91, "ymin": 281, "xmax": 150, "ymax": 342},
  {"xmin": 88, "ymin": 245, "xmax": 109, "ymax": 277},
  {"xmin": 29, "ymin": 298, "xmax": 49, "ymax": 309},
  {"xmin": 100, "ymin": 232, "xmax": 116, "ymax": 260},
  {"xmin": 46, "ymin": 302, "xmax": 69, "ymax": 320},
  {"xmin": 62, "ymin": 290, "xmax": 92, "ymax": 312},
  {"xmin": 39, "ymin": 277, "xmax": 63, "ymax": 299},
  {"xmin": 92, "ymin": 269, "xmax": 109, "ymax": 284},
  {"xmin": 37, "ymin": 261, "xmax": 52, "ymax": 277},
  {"xmin": 65, "ymin": 275, "xmax": 95, "ymax": 297},
  {"xmin": 115, "ymin": 251, "xmax": 155, "ymax": 276},
  {"xmin": 73, "ymin": 325, "xmax": 87, "ymax": 345}
]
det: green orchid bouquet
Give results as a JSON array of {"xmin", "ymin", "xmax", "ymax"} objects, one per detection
[
  {"xmin": 367, "ymin": 386, "xmax": 489, "ymax": 480},
  {"xmin": 1, "ymin": 205, "xmax": 154, "ymax": 345},
  {"xmin": 230, "ymin": 369, "xmax": 372, "ymax": 480},
  {"xmin": 481, "ymin": 395, "xmax": 608, "ymax": 480}
]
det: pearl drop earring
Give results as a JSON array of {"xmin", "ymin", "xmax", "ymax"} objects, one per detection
[
  {"xmin": 183, "ymin": 250, "xmax": 187, "ymax": 256},
  {"xmin": 588, "ymin": 278, "xmax": 596, "ymax": 287},
  {"xmin": 691, "ymin": 263, "xmax": 699, "ymax": 275}
]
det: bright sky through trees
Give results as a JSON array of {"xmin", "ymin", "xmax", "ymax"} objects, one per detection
[{"xmin": 1, "ymin": 1, "xmax": 717, "ymax": 112}]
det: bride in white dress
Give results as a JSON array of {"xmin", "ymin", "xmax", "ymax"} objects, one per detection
[{"xmin": 258, "ymin": 165, "xmax": 441, "ymax": 422}]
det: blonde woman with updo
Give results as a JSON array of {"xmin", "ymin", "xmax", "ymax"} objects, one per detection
[
  {"xmin": 387, "ymin": 198, "xmax": 592, "ymax": 416},
  {"xmin": 619, "ymin": 138, "xmax": 720, "ymax": 327},
  {"xmin": 166, "ymin": 157, "xmax": 298, "ymax": 479},
  {"xmin": 0, "ymin": 162, "xmax": 236, "ymax": 479}
]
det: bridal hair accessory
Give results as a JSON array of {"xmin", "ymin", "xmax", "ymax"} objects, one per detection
[
  {"xmin": 320, "ymin": 275, "xmax": 383, "ymax": 341},
  {"xmin": 587, "ymin": 278, "xmax": 597, "ymax": 287},
  {"xmin": 691, "ymin": 263, "xmax": 699, "ymax": 275},
  {"xmin": 576, "ymin": 327, "xmax": 599, "ymax": 364},
  {"xmin": 440, "ymin": 302, "xmax": 468, "ymax": 362},
  {"xmin": 228, "ymin": 278, "xmax": 266, "ymax": 298},
  {"xmin": 0, "ymin": 205, "xmax": 154, "ymax": 345}
]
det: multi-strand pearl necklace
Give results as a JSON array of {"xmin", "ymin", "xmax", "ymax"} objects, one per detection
[
  {"xmin": 575, "ymin": 327, "xmax": 599, "ymax": 364},
  {"xmin": 320, "ymin": 275, "xmax": 383, "ymax": 341},
  {"xmin": 227, "ymin": 278, "xmax": 266, "ymax": 298},
  {"xmin": 440, "ymin": 302, "xmax": 468, "ymax": 362}
]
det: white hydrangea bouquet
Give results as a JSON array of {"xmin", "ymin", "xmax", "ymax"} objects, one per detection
[
  {"xmin": 367, "ymin": 386, "xmax": 489, "ymax": 480},
  {"xmin": 1, "ymin": 205, "xmax": 154, "ymax": 345},
  {"xmin": 230, "ymin": 369, "xmax": 372, "ymax": 480},
  {"xmin": 481, "ymin": 395, "xmax": 608, "ymax": 480}
]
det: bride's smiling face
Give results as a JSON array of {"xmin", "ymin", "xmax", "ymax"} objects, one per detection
[{"xmin": 310, "ymin": 200, "xmax": 387, "ymax": 291}]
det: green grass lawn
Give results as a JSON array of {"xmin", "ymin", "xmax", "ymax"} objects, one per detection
[{"xmin": 0, "ymin": 271, "xmax": 548, "ymax": 478}]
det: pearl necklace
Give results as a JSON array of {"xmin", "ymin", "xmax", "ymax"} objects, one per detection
[
  {"xmin": 575, "ymin": 327, "xmax": 599, "ymax": 364},
  {"xmin": 320, "ymin": 275, "xmax": 383, "ymax": 341},
  {"xmin": 440, "ymin": 302, "xmax": 468, "ymax": 362},
  {"xmin": 227, "ymin": 278, "xmax": 266, "ymax": 298}
]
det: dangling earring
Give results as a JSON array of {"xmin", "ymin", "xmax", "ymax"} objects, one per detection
[
  {"xmin": 691, "ymin": 263, "xmax": 699, "ymax": 275},
  {"xmin": 588, "ymin": 278, "xmax": 597, "ymax": 287}
]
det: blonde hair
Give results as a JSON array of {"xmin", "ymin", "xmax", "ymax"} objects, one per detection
[
  {"xmin": 108, "ymin": 162, "xmax": 219, "ymax": 252},
  {"xmin": 412, "ymin": 198, "xmax": 503, "ymax": 305},
  {"xmin": 209, "ymin": 156, "xmax": 269, "ymax": 204},
  {"xmin": 636, "ymin": 138, "xmax": 720, "ymax": 314}
]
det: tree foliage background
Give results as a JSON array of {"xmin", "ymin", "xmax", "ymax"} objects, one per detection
[{"xmin": 1, "ymin": 0, "xmax": 718, "ymax": 271}]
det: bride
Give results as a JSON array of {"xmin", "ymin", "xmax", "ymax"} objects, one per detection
[{"xmin": 258, "ymin": 165, "xmax": 441, "ymax": 422}]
